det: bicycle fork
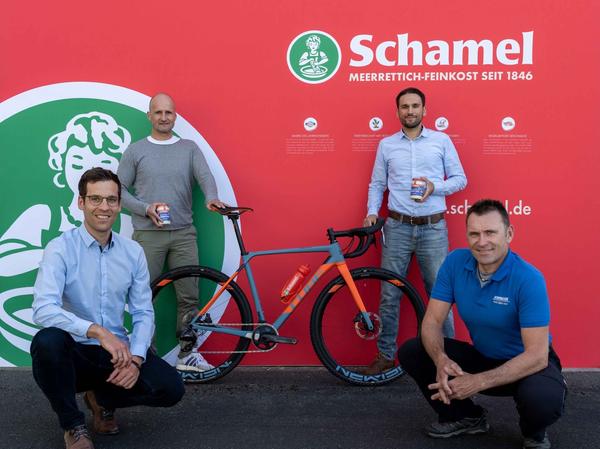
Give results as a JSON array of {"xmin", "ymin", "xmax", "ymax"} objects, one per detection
[{"xmin": 335, "ymin": 262, "xmax": 376, "ymax": 332}]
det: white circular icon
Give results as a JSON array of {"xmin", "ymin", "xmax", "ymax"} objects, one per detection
[
  {"xmin": 369, "ymin": 117, "xmax": 383, "ymax": 132},
  {"xmin": 435, "ymin": 117, "xmax": 449, "ymax": 131},
  {"xmin": 304, "ymin": 117, "xmax": 318, "ymax": 131},
  {"xmin": 502, "ymin": 117, "xmax": 515, "ymax": 131}
]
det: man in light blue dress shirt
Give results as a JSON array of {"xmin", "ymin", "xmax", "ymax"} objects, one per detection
[
  {"xmin": 363, "ymin": 87, "xmax": 467, "ymax": 374},
  {"xmin": 31, "ymin": 168, "xmax": 184, "ymax": 449}
]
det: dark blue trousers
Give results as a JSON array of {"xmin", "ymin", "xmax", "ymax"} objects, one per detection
[
  {"xmin": 398, "ymin": 337, "xmax": 566, "ymax": 440},
  {"xmin": 31, "ymin": 327, "xmax": 185, "ymax": 430}
]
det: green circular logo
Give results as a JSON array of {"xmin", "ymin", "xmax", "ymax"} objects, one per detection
[
  {"xmin": 287, "ymin": 30, "xmax": 341, "ymax": 84},
  {"xmin": 0, "ymin": 82, "xmax": 238, "ymax": 366}
]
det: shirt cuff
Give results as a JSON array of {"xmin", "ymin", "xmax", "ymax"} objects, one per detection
[
  {"xmin": 75, "ymin": 320, "xmax": 95, "ymax": 339},
  {"xmin": 130, "ymin": 342, "xmax": 149, "ymax": 361}
]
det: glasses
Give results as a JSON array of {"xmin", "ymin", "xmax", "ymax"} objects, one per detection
[{"xmin": 84, "ymin": 195, "xmax": 120, "ymax": 207}]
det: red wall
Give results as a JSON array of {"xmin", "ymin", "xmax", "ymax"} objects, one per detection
[{"xmin": 1, "ymin": 0, "xmax": 599, "ymax": 367}]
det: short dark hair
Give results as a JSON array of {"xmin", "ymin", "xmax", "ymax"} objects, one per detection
[
  {"xmin": 78, "ymin": 167, "xmax": 121, "ymax": 199},
  {"xmin": 395, "ymin": 87, "xmax": 426, "ymax": 108},
  {"xmin": 466, "ymin": 199, "xmax": 510, "ymax": 228}
]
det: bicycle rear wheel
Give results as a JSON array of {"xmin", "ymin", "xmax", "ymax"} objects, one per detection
[
  {"xmin": 310, "ymin": 267, "xmax": 425, "ymax": 386},
  {"xmin": 152, "ymin": 265, "xmax": 252, "ymax": 383}
]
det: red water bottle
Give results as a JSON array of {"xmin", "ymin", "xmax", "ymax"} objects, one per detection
[{"xmin": 280, "ymin": 264, "xmax": 311, "ymax": 303}]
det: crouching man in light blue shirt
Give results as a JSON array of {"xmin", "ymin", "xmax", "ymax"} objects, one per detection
[{"xmin": 31, "ymin": 168, "xmax": 184, "ymax": 449}]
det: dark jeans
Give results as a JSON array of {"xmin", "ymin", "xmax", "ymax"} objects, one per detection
[
  {"xmin": 31, "ymin": 327, "xmax": 185, "ymax": 430},
  {"xmin": 398, "ymin": 337, "xmax": 566, "ymax": 440}
]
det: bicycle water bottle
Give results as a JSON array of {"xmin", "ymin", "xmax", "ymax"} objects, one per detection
[{"xmin": 280, "ymin": 264, "xmax": 311, "ymax": 303}]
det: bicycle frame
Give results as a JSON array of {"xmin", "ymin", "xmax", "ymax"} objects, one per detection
[{"xmin": 192, "ymin": 220, "xmax": 375, "ymax": 338}]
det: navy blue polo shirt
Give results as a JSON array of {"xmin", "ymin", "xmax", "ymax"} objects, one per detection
[{"xmin": 432, "ymin": 249, "xmax": 551, "ymax": 360}]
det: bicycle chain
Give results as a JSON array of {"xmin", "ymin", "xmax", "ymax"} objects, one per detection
[{"xmin": 195, "ymin": 322, "xmax": 277, "ymax": 354}]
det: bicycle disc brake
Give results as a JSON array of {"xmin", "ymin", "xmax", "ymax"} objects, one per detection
[{"xmin": 354, "ymin": 312, "xmax": 382, "ymax": 340}]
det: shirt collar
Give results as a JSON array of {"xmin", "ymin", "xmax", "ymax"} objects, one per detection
[
  {"xmin": 464, "ymin": 249, "xmax": 515, "ymax": 282},
  {"xmin": 400, "ymin": 125, "xmax": 430, "ymax": 140},
  {"xmin": 147, "ymin": 135, "xmax": 181, "ymax": 145},
  {"xmin": 77, "ymin": 225, "xmax": 115, "ymax": 250}
]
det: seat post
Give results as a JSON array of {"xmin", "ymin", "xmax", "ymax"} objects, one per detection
[{"xmin": 229, "ymin": 215, "xmax": 248, "ymax": 255}]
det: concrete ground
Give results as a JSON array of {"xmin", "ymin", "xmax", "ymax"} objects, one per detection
[{"xmin": 1, "ymin": 367, "xmax": 598, "ymax": 449}]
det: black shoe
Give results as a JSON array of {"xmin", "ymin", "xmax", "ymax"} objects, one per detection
[{"xmin": 425, "ymin": 411, "xmax": 489, "ymax": 439}]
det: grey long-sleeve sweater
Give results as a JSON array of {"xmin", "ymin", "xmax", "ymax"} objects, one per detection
[{"xmin": 117, "ymin": 137, "xmax": 218, "ymax": 231}]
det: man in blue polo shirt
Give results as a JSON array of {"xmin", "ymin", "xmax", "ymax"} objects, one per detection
[{"xmin": 398, "ymin": 199, "xmax": 566, "ymax": 449}]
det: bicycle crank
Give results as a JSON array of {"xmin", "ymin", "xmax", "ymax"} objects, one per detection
[{"xmin": 251, "ymin": 324, "xmax": 298, "ymax": 350}]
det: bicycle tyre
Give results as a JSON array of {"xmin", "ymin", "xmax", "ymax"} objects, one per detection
[
  {"xmin": 152, "ymin": 265, "xmax": 252, "ymax": 383},
  {"xmin": 310, "ymin": 267, "xmax": 425, "ymax": 386}
]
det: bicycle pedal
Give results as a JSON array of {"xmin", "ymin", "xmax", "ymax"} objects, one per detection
[{"xmin": 262, "ymin": 334, "xmax": 298, "ymax": 345}]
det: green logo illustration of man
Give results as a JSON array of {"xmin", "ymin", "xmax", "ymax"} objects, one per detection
[
  {"xmin": 287, "ymin": 30, "xmax": 341, "ymax": 84},
  {"xmin": 0, "ymin": 82, "xmax": 237, "ymax": 367}
]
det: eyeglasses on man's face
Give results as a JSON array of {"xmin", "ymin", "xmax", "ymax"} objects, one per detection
[{"xmin": 84, "ymin": 195, "xmax": 120, "ymax": 207}]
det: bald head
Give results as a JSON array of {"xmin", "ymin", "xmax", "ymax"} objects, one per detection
[
  {"xmin": 149, "ymin": 93, "xmax": 176, "ymax": 112},
  {"xmin": 147, "ymin": 93, "xmax": 177, "ymax": 140}
]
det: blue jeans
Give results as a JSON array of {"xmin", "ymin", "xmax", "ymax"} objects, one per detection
[
  {"xmin": 31, "ymin": 328, "xmax": 185, "ymax": 430},
  {"xmin": 378, "ymin": 217, "xmax": 454, "ymax": 359}
]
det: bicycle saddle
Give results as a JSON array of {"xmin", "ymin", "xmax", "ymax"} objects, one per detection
[{"xmin": 214, "ymin": 206, "xmax": 254, "ymax": 217}]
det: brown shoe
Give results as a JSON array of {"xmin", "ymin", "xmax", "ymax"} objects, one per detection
[
  {"xmin": 362, "ymin": 352, "xmax": 395, "ymax": 375},
  {"xmin": 83, "ymin": 391, "xmax": 119, "ymax": 435},
  {"xmin": 64, "ymin": 425, "xmax": 94, "ymax": 449}
]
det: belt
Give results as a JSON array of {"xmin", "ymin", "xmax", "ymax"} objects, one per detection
[{"xmin": 388, "ymin": 210, "xmax": 445, "ymax": 225}]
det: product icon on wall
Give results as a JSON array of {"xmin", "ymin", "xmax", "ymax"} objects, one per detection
[
  {"xmin": 435, "ymin": 117, "xmax": 449, "ymax": 131},
  {"xmin": 369, "ymin": 117, "xmax": 383, "ymax": 131},
  {"xmin": 304, "ymin": 117, "xmax": 318, "ymax": 131},
  {"xmin": 502, "ymin": 116, "xmax": 516, "ymax": 131}
]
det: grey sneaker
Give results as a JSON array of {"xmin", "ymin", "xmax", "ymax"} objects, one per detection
[
  {"xmin": 523, "ymin": 432, "xmax": 551, "ymax": 448},
  {"xmin": 425, "ymin": 412, "xmax": 490, "ymax": 438},
  {"xmin": 176, "ymin": 352, "xmax": 214, "ymax": 373}
]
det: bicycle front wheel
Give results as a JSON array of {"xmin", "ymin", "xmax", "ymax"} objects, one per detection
[
  {"xmin": 152, "ymin": 265, "xmax": 252, "ymax": 383},
  {"xmin": 310, "ymin": 267, "xmax": 425, "ymax": 386}
]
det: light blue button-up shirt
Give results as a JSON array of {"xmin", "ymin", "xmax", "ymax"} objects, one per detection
[
  {"xmin": 32, "ymin": 226, "xmax": 154, "ymax": 359},
  {"xmin": 367, "ymin": 126, "xmax": 467, "ymax": 217}
]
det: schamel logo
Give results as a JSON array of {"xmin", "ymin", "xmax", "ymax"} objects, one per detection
[
  {"xmin": 0, "ymin": 82, "xmax": 239, "ymax": 366},
  {"xmin": 287, "ymin": 30, "xmax": 341, "ymax": 84}
]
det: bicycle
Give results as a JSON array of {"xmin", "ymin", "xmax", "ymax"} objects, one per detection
[{"xmin": 151, "ymin": 207, "xmax": 425, "ymax": 386}]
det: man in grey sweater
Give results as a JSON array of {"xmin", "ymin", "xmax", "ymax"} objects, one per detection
[{"xmin": 117, "ymin": 93, "xmax": 225, "ymax": 375}]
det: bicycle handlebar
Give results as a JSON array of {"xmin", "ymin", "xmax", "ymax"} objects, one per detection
[{"xmin": 327, "ymin": 218, "xmax": 385, "ymax": 259}]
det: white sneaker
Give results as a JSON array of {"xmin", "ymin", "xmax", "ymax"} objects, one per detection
[{"xmin": 176, "ymin": 352, "xmax": 214, "ymax": 372}]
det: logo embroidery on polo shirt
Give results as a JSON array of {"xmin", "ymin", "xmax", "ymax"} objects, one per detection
[{"xmin": 492, "ymin": 296, "xmax": 510, "ymax": 305}]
